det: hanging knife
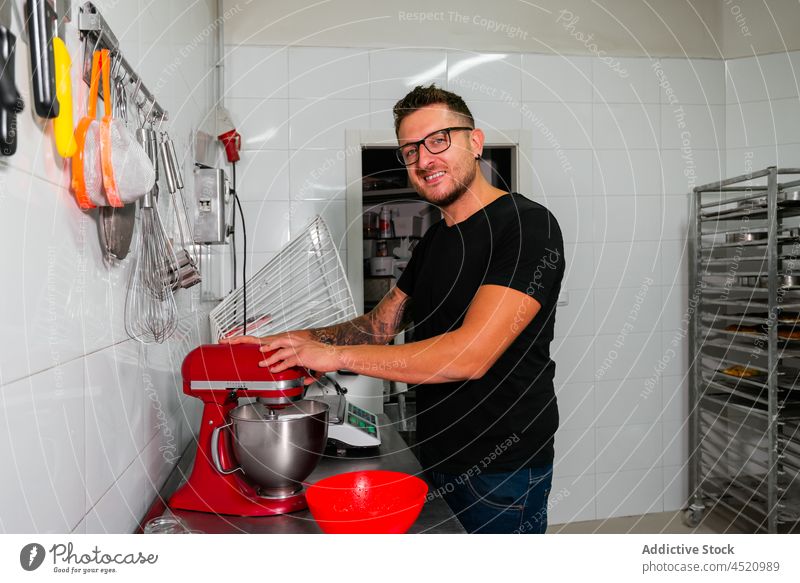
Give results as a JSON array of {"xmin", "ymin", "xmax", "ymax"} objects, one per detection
[
  {"xmin": 25, "ymin": 0, "xmax": 59, "ymax": 118},
  {"xmin": 0, "ymin": 1, "xmax": 24, "ymax": 156}
]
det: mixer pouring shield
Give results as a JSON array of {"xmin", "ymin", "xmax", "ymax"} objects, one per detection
[{"xmin": 210, "ymin": 216, "xmax": 357, "ymax": 340}]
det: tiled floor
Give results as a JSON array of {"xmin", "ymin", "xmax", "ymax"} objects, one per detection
[{"xmin": 549, "ymin": 509, "xmax": 751, "ymax": 534}]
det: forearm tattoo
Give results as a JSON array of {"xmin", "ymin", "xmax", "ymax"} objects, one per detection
[
  {"xmin": 309, "ymin": 290, "xmax": 411, "ymax": 346},
  {"xmin": 309, "ymin": 315, "xmax": 375, "ymax": 345}
]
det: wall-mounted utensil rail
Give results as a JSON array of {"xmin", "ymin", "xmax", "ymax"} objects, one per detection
[{"xmin": 77, "ymin": 1, "xmax": 166, "ymax": 122}]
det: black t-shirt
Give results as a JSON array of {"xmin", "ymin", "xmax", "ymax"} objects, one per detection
[{"xmin": 396, "ymin": 192, "xmax": 564, "ymax": 474}]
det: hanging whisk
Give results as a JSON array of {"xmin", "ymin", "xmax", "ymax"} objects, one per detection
[{"xmin": 124, "ymin": 104, "xmax": 180, "ymax": 343}]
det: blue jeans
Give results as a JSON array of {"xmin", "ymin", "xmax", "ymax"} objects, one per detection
[{"xmin": 427, "ymin": 464, "xmax": 553, "ymax": 534}]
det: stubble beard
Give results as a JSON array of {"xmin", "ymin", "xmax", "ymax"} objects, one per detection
[{"xmin": 414, "ymin": 160, "xmax": 478, "ymax": 209}]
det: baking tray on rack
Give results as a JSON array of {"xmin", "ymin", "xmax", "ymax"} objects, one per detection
[
  {"xmin": 704, "ymin": 368, "xmax": 800, "ymax": 402},
  {"xmin": 707, "ymin": 324, "xmax": 800, "ymax": 345},
  {"xmin": 701, "ymin": 381, "xmax": 800, "ymax": 418},
  {"xmin": 780, "ymin": 189, "xmax": 800, "ymax": 207},
  {"xmin": 701, "ymin": 193, "xmax": 800, "ymax": 220},
  {"xmin": 722, "ymin": 311, "xmax": 800, "ymax": 325},
  {"xmin": 700, "ymin": 234, "xmax": 800, "ymax": 251},
  {"xmin": 776, "ymin": 311, "xmax": 800, "ymax": 325},
  {"xmin": 702, "ymin": 275, "xmax": 800, "ymax": 290},
  {"xmin": 701, "ymin": 197, "xmax": 766, "ymax": 220},
  {"xmin": 719, "ymin": 323, "xmax": 766, "ymax": 337},
  {"xmin": 756, "ymin": 274, "xmax": 800, "ymax": 289},
  {"xmin": 715, "ymin": 365, "xmax": 768, "ymax": 381},
  {"xmin": 719, "ymin": 324, "xmax": 800, "ymax": 342}
]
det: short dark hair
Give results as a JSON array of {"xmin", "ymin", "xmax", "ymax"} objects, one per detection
[{"xmin": 392, "ymin": 84, "xmax": 474, "ymax": 135}]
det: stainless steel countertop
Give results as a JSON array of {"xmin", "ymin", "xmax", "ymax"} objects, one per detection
[{"xmin": 148, "ymin": 415, "xmax": 465, "ymax": 534}]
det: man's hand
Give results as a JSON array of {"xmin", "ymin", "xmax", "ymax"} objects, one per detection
[
  {"xmin": 220, "ymin": 330, "xmax": 331, "ymax": 384},
  {"xmin": 259, "ymin": 331, "xmax": 341, "ymax": 375},
  {"xmin": 220, "ymin": 329, "xmax": 312, "ymax": 347}
]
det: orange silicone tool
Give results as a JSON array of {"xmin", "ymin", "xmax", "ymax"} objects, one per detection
[
  {"xmin": 99, "ymin": 49, "xmax": 122, "ymax": 207},
  {"xmin": 70, "ymin": 50, "xmax": 101, "ymax": 210}
]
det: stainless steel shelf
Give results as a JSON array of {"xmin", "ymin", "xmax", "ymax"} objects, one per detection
[
  {"xmin": 699, "ymin": 206, "xmax": 800, "ymax": 222},
  {"xmin": 699, "ymin": 237, "xmax": 800, "ymax": 250},
  {"xmin": 701, "ymin": 254, "xmax": 800, "ymax": 264},
  {"xmin": 700, "ymin": 476, "xmax": 800, "ymax": 526},
  {"xmin": 699, "ymin": 313, "xmax": 769, "ymax": 325},
  {"xmin": 698, "ymin": 238, "xmax": 772, "ymax": 249},
  {"xmin": 701, "ymin": 494, "xmax": 769, "ymax": 531},
  {"xmin": 700, "ymin": 297, "xmax": 800, "ymax": 310},
  {"xmin": 700, "ymin": 338, "xmax": 800, "ymax": 364},
  {"xmin": 700, "ymin": 394, "xmax": 769, "ymax": 424},
  {"xmin": 700, "ymin": 285, "xmax": 800, "ymax": 295},
  {"xmin": 699, "ymin": 439, "xmax": 772, "ymax": 476},
  {"xmin": 700, "ymin": 375, "xmax": 770, "ymax": 406},
  {"xmin": 700, "ymin": 286, "xmax": 769, "ymax": 294},
  {"xmin": 700, "ymin": 272, "xmax": 768, "ymax": 278}
]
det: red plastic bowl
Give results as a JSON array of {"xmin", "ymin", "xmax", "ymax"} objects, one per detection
[{"xmin": 306, "ymin": 470, "xmax": 428, "ymax": 534}]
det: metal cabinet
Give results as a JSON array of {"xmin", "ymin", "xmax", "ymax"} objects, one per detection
[{"xmin": 687, "ymin": 166, "xmax": 800, "ymax": 533}]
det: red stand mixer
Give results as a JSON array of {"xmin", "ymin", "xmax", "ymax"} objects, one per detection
[{"xmin": 169, "ymin": 343, "xmax": 329, "ymax": 517}]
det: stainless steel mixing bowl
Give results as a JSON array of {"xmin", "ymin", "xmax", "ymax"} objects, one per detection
[{"xmin": 224, "ymin": 400, "xmax": 329, "ymax": 498}]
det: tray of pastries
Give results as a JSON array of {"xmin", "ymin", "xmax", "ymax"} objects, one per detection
[
  {"xmin": 718, "ymin": 364, "xmax": 764, "ymax": 379},
  {"xmin": 723, "ymin": 323, "xmax": 763, "ymax": 336},
  {"xmin": 778, "ymin": 328, "xmax": 800, "ymax": 341}
]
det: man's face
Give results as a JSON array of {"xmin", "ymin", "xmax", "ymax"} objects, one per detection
[{"xmin": 397, "ymin": 105, "xmax": 479, "ymax": 207}]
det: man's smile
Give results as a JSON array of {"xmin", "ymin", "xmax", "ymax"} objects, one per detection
[{"xmin": 423, "ymin": 170, "xmax": 446, "ymax": 184}]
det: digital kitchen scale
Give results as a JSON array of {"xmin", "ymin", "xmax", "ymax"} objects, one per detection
[
  {"xmin": 308, "ymin": 393, "xmax": 381, "ymax": 450},
  {"xmin": 305, "ymin": 375, "xmax": 381, "ymax": 452}
]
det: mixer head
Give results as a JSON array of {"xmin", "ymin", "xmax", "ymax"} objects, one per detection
[{"xmin": 182, "ymin": 343, "xmax": 307, "ymax": 407}]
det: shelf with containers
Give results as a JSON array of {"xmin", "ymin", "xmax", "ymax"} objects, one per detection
[
  {"xmin": 361, "ymin": 148, "xmax": 433, "ymax": 315},
  {"xmin": 687, "ymin": 166, "xmax": 800, "ymax": 533}
]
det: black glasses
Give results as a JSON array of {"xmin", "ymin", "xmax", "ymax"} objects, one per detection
[{"xmin": 395, "ymin": 126, "xmax": 473, "ymax": 166}]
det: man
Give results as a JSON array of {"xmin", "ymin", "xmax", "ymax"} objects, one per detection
[{"xmin": 226, "ymin": 85, "xmax": 564, "ymax": 534}]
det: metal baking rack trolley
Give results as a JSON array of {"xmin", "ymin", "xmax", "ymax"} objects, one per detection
[{"xmin": 687, "ymin": 166, "xmax": 800, "ymax": 533}]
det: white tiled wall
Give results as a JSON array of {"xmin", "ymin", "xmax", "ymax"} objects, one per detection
[
  {"xmin": 0, "ymin": 0, "xmax": 216, "ymax": 533},
  {"xmin": 725, "ymin": 50, "xmax": 800, "ymax": 174},
  {"xmin": 224, "ymin": 43, "xmax": 734, "ymax": 524}
]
